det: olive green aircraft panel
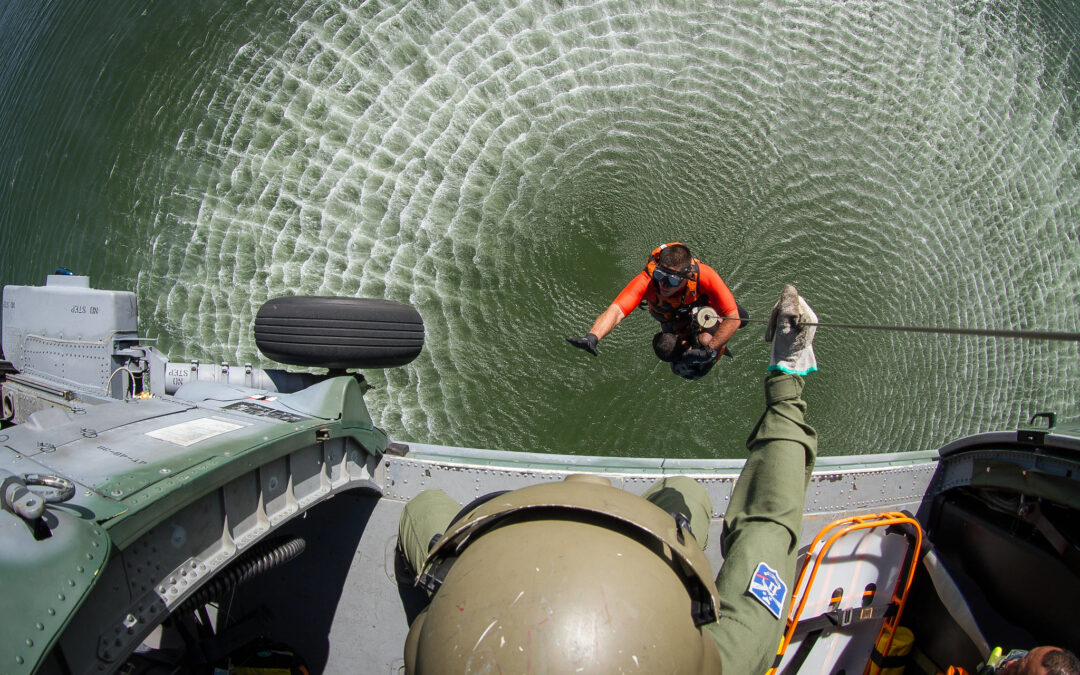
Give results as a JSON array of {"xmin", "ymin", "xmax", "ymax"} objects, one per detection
[
  {"xmin": 4, "ymin": 397, "xmax": 193, "ymax": 457},
  {"xmin": 0, "ymin": 375, "xmax": 389, "ymax": 551},
  {"xmin": 98, "ymin": 376, "xmax": 388, "ymax": 549},
  {"xmin": 0, "ymin": 508, "xmax": 109, "ymax": 675}
]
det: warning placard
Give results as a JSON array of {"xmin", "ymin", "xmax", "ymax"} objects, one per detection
[{"xmin": 146, "ymin": 417, "xmax": 245, "ymax": 447}]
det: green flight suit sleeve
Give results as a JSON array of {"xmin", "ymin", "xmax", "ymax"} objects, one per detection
[{"xmin": 706, "ymin": 372, "xmax": 818, "ymax": 675}]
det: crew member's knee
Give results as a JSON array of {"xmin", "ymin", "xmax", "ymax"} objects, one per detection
[
  {"xmin": 643, "ymin": 476, "xmax": 714, "ymax": 548},
  {"xmin": 399, "ymin": 489, "xmax": 461, "ymax": 574}
]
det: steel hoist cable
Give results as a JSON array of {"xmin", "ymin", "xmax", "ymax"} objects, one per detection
[{"xmin": 725, "ymin": 316, "xmax": 1080, "ymax": 342}]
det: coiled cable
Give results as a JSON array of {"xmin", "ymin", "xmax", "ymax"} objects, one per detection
[{"xmin": 177, "ymin": 535, "xmax": 307, "ymax": 615}]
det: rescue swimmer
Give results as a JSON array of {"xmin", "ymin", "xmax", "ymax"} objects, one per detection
[
  {"xmin": 399, "ymin": 285, "xmax": 820, "ymax": 674},
  {"xmin": 566, "ymin": 242, "xmax": 750, "ymax": 379}
]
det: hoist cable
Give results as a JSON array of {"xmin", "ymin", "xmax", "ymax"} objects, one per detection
[{"xmin": 724, "ymin": 315, "xmax": 1080, "ymax": 342}]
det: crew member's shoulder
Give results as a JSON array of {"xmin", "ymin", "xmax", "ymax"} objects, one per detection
[
  {"xmin": 694, "ymin": 262, "xmax": 736, "ymax": 309},
  {"xmin": 695, "ymin": 260, "xmax": 724, "ymax": 282}
]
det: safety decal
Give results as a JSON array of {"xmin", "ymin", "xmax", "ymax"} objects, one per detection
[
  {"xmin": 747, "ymin": 561, "xmax": 787, "ymax": 619},
  {"xmin": 145, "ymin": 417, "xmax": 246, "ymax": 447}
]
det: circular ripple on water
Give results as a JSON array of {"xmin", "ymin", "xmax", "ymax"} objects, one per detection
[{"xmin": 134, "ymin": 0, "xmax": 1080, "ymax": 457}]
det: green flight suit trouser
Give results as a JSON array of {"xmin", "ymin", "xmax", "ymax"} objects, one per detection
[{"xmin": 398, "ymin": 373, "xmax": 816, "ymax": 675}]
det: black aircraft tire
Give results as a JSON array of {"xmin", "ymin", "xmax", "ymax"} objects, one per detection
[{"xmin": 255, "ymin": 296, "xmax": 424, "ymax": 369}]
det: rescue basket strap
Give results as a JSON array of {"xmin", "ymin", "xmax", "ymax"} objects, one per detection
[
  {"xmin": 772, "ymin": 602, "xmax": 899, "ymax": 673},
  {"xmin": 869, "ymin": 647, "xmax": 911, "ymax": 670},
  {"xmin": 790, "ymin": 601, "xmax": 898, "ymax": 637},
  {"xmin": 778, "ymin": 630, "xmax": 818, "ymax": 674},
  {"xmin": 921, "ymin": 549, "xmax": 991, "ymax": 659}
]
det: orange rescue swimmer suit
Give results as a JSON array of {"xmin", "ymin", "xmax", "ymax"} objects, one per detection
[
  {"xmin": 567, "ymin": 242, "xmax": 747, "ymax": 380},
  {"xmin": 616, "ymin": 255, "xmax": 738, "ymax": 331}
]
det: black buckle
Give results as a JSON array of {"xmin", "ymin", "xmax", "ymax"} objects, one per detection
[
  {"xmin": 671, "ymin": 511, "xmax": 692, "ymax": 545},
  {"xmin": 828, "ymin": 604, "xmax": 894, "ymax": 628},
  {"xmin": 417, "ymin": 555, "xmax": 457, "ymax": 594}
]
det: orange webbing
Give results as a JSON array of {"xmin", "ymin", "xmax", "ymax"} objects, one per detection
[{"xmin": 766, "ymin": 512, "xmax": 923, "ymax": 675}]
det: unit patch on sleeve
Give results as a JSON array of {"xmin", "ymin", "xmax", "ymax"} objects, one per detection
[{"xmin": 747, "ymin": 561, "xmax": 788, "ymax": 619}]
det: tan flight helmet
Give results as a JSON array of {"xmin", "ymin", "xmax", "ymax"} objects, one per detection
[{"xmin": 404, "ymin": 475, "xmax": 723, "ymax": 674}]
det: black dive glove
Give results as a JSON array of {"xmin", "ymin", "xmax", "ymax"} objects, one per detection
[
  {"xmin": 566, "ymin": 333, "xmax": 599, "ymax": 356},
  {"xmin": 683, "ymin": 347, "xmax": 718, "ymax": 364}
]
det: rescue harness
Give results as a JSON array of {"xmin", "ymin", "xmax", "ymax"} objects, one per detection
[{"xmin": 643, "ymin": 242, "xmax": 706, "ymax": 326}]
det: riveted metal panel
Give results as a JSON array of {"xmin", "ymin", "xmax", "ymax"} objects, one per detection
[
  {"xmin": 224, "ymin": 472, "xmax": 267, "ymax": 550},
  {"xmin": 384, "ymin": 449, "xmax": 937, "ymax": 521},
  {"xmin": 261, "ymin": 456, "xmax": 297, "ymax": 527},
  {"xmin": 804, "ymin": 463, "xmax": 937, "ymax": 514},
  {"xmin": 54, "ymin": 442, "xmax": 383, "ymax": 674},
  {"xmin": 1, "ymin": 509, "xmax": 109, "ymax": 675},
  {"xmin": 935, "ymin": 447, "xmax": 1080, "ymax": 498},
  {"xmin": 292, "ymin": 444, "xmax": 330, "ymax": 508}
]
